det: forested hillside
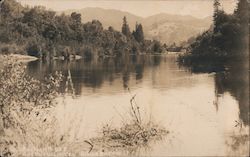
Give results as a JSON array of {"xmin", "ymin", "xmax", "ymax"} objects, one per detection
[{"xmin": 0, "ymin": 0, "xmax": 164, "ymax": 59}]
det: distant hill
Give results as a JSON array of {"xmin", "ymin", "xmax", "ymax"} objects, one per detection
[
  {"xmin": 144, "ymin": 13, "xmax": 212, "ymax": 45},
  {"xmin": 64, "ymin": 8, "xmax": 143, "ymax": 32},
  {"xmin": 63, "ymin": 8, "xmax": 212, "ymax": 45}
]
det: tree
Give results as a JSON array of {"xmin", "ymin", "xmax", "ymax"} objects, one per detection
[
  {"xmin": 0, "ymin": 0, "xmax": 23, "ymax": 18},
  {"xmin": 234, "ymin": 0, "xmax": 249, "ymax": 54},
  {"xmin": 133, "ymin": 23, "xmax": 144, "ymax": 42},
  {"xmin": 108, "ymin": 26, "xmax": 114, "ymax": 32},
  {"xmin": 121, "ymin": 16, "xmax": 131, "ymax": 37},
  {"xmin": 43, "ymin": 24, "xmax": 58, "ymax": 41},
  {"xmin": 213, "ymin": 0, "xmax": 221, "ymax": 32},
  {"xmin": 234, "ymin": 0, "xmax": 249, "ymax": 24},
  {"xmin": 71, "ymin": 12, "xmax": 81, "ymax": 24}
]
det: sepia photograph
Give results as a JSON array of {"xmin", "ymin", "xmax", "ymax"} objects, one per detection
[{"xmin": 0, "ymin": 0, "xmax": 249, "ymax": 156}]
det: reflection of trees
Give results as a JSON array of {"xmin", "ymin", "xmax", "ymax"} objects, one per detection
[
  {"xmin": 214, "ymin": 59, "xmax": 249, "ymax": 125},
  {"xmin": 26, "ymin": 55, "xmax": 162, "ymax": 95},
  {"xmin": 179, "ymin": 55, "xmax": 249, "ymax": 126}
]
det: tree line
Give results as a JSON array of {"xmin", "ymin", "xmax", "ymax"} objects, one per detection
[{"xmin": 0, "ymin": 0, "xmax": 164, "ymax": 59}]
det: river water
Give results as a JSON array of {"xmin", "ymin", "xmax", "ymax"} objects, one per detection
[{"xmin": 27, "ymin": 54, "xmax": 249, "ymax": 156}]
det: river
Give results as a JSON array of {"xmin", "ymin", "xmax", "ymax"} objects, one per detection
[{"xmin": 26, "ymin": 54, "xmax": 249, "ymax": 156}]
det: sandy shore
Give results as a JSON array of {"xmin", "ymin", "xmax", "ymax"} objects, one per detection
[
  {"xmin": 0, "ymin": 54, "xmax": 38, "ymax": 61},
  {"xmin": 9, "ymin": 54, "xmax": 38, "ymax": 62},
  {"xmin": 0, "ymin": 54, "xmax": 38, "ymax": 68}
]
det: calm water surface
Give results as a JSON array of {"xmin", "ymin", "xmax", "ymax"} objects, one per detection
[{"xmin": 27, "ymin": 54, "xmax": 249, "ymax": 156}]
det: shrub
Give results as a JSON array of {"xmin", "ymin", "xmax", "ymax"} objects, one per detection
[
  {"xmin": 0, "ymin": 61, "xmax": 62, "ymax": 128},
  {"xmin": 0, "ymin": 61, "xmax": 63, "ymax": 156}
]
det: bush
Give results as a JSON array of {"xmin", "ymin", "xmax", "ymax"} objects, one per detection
[
  {"xmin": 0, "ymin": 61, "xmax": 63, "ymax": 156},
  {"xmin": 0, "ymin": 62, "xmax": 62, "ymax": 128}
]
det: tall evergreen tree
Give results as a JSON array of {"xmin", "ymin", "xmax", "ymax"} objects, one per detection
[
  {"xmin": 234, "ymin": 0, "xmax": 249, "ymax": 54},
  {"xmin": 234, "ymin": 0, "xmax": 249, "ymax": 24},
  {"xmin": 121, "ymin": 16, "xmax": 131, "ymax": 37},
  {"xmin": 213, "ymin": 0, "xmax": 221, "ymax": 32}
]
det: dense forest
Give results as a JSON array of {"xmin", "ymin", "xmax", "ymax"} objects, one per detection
[
  {"xmin": 179, "ymin": 0, "xmax": 249, "ymax": 66},
  {"xmin": 0, "ymin": 0, "xmax": 164, "ymax": 59}
]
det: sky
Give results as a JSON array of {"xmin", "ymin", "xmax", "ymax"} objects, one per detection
[{"xmin": 19, "ymin": 0, "xmax": 238, "ymax": 19}]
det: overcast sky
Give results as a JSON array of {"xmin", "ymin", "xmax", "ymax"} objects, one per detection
[{"xmin": 19, "ymin": 0, "xmax": 237, "ymax": 19}]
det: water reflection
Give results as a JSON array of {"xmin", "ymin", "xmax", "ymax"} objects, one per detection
[
  {"xmin": 27, "ymin": 55, "xmax": 170, "ymax": 95},
  {"xmin": 177, "ymin": 56, "xmax": 249, "ymax": 156},
  {"xmin": 179, "ymin": 57, "xmax": 249, "ymax": 126},
  {"xmin": 214, "ymin": 61, "xmax": 249, "ymax": 126}
]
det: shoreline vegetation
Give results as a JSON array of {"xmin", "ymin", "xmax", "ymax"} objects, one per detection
[
  {"xmin": 178, "ymin": 0, "xmax": 249, "ymax": 73},
  {"xmin": 0, "ymin": 0, "xmax": 167, "ymax": 60},
  {"xmin": 0, "ymin": 57, "xmax": 63, "ymax": 156}
]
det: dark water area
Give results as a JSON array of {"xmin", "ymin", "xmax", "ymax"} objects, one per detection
[{"xmin": 26, "ymin": 54, "xmax": 249, "ymax": 156}]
